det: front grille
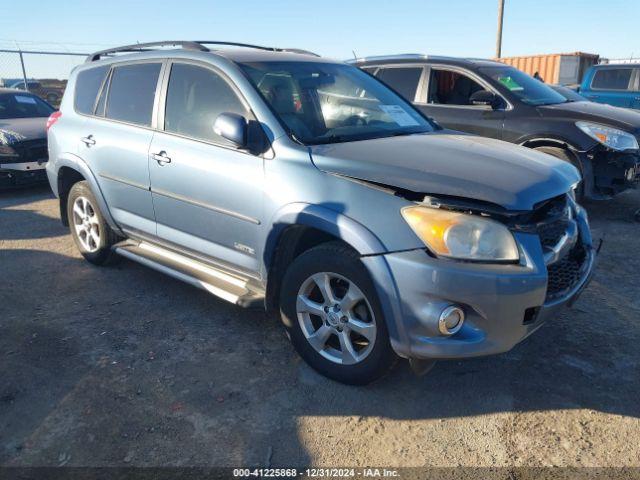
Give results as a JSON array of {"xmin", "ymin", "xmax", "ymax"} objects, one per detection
[
  {"xmin": 546, "ymin": 244, "xmax": 587, "ymax": 302},
  {"xmin": 525, "ymin": 193, "xmax": 589, "ymax": 303},
  {"xmin": 538, "ymin": 219, "xmax": 570, "ymax": 248}
]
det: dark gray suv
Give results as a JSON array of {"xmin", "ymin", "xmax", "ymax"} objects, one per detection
[{"xmin": 46, "ymin": 41, "xmax": 594, "ymax": 384}]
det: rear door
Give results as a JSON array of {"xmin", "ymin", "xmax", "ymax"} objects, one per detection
[
  {"xmin": 80, "ymin": 61, "xmax": 163, "ymax": 236},
  {"xmin": 583, "ymin": 67, "xmax": 634, "ymax": 107},
  {"xmin": 148, "ymin": 60, "xmax": 265, "ymax": 274}
]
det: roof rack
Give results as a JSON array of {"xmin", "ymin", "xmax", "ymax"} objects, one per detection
[
  {"xmin": 86, "ymin": 41, "xmax": 208, "ymax": 62},
  {"xmin": 196, "ymin": 40, "xmax": 277, "ymax": 52},
  {"xmin": 347, "ymin": 54, "xmax": 429, "ymax": 64},
  {"xmin": 86, "ymin": 40, "xmax": 320, "ymax": 62}
]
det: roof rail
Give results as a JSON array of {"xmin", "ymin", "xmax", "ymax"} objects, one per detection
[
  {"xmin": 347, "ymin": 53, "xmax": 429, "ymax": 64},
  {"xmin": 198, "ymin": 42, "xmax": 320, "ymax": 56},
  {"xmin": 196, "ymin": 40, "xmax": 277, "ymax": 52},
  {"xmin": 278, "ymin": 48, "xmax": 321, "ymax": 57},
  {"xmin": 86, "ymin": 41, "xmax": 208, "ymax": 62},
  {"xmin": 86, "ymin": 40, "xmax": 321, "ymax": 63}
]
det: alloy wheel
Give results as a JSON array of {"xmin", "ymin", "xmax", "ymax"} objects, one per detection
[
  {"xmin": 72, "ymin": 196, "xmax": 101, "ymax": 253},
  {"xmin": 296, "ymin": 272, "xmax": 377, "ymax": 365}
]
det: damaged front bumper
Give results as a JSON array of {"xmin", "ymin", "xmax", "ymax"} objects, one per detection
[
  {"xmin": 580, "ymin": 147, "xmax": 640, "ymax": 199},
  {"xmin": 361, "ymin": 201, "xmax": 596, "ymax": 361}
]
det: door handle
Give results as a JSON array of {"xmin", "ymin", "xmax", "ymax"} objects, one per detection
[
  {"xmin": 81, "ymin": 135, "xmax": 96, "ymax": 146},
  {"xmin": 151, "ymin": 151, "xmax": 172, "ymax": 165}
]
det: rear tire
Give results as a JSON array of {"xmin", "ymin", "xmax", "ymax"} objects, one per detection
[
  {"xmin": 534, "ymin": 146, "xmax": 584, "ymax": 200},
  {"xmin": 279, "ymin": 242, "xmax": 397, "ymax": 385},
  {"xmin": 67, "ymin": 181, "xmax": 119, "ymax": 265}
]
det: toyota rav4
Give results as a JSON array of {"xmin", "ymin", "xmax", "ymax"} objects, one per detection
[{"xmin": 46, "ymin": 41, "xmax": 595, "ymax": 384}]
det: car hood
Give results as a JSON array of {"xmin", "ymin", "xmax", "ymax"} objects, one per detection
[
  {"xmin": 537, "ymin": 101, "xmax": 640, "ymax": 133},
  {"xmin": 310, "ymin": 133, "xmax": 580, "ymax": 211},
  {"xmin": 0, "ymin": 117, "xmax": 47, "ymax": 145}
]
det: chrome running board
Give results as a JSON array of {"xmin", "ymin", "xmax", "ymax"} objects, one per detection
[{"xmin": 113, "ymin": 241, "xmax": 264, "ymax": 308}]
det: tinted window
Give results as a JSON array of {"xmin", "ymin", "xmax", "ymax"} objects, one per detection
[
  {"xmin": 591, "ymin": 68, "xmax": 633, "ymax": 90},
  {"xmin": 0, "ymin": 93, "xmax": 54, "ymax": 119},
  {"xmin": 164, "ymin": 63, "xmax": 249, "ymax": 144},
  {"xmin": 74, "ymin": 66, "xmax": 109, "ymax": 114},
  {"xmin": 428, "ymin": 69, "xmax": 485, "ymax": 105},
  {"xmin": 376, "ymin": 67, "xmax": 423, "ymax": 101},
  {"xmin": 106, "ymin": 63, "xmax": 161, "ymax": 126}
]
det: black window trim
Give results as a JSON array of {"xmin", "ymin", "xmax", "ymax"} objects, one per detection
[
  {"xmin": 156, "ymin": 58, "xmax": 266, "ymax": 156},
  {"xmin": 589, "ymin": 67, "xmax": 634, "ymax": 92},
  {"xmin": 74, "ymin": 59, "xmax": 166, "ymax": 133},
  {"xmin": 421, "ymin": 63, "xmax": 512, "ymax": 111}
]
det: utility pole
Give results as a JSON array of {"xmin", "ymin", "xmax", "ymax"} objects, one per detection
[{"xmin": 496, "ymin": 0, "xmax": 505, "ymax": 58}]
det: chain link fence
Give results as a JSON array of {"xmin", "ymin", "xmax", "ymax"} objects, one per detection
[{"xmin": 0, "ymin": 49, "xmax": 89, "ymax": 107}]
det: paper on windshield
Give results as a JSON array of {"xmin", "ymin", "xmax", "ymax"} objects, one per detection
[
  {"xmin": 15, "ymin": 95, "xmax": 37, "ymax": 104},
  {"xmin": 378, "ymin": 105, "xmax": 419, "ymax": 127}
]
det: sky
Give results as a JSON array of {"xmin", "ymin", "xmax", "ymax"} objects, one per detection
[{"xmin": 0, "ymin": 0, "xmax": 639, "ymax": 79}]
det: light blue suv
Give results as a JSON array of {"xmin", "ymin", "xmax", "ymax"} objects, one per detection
[{"xmin": 46, "ymin": 41, "xmax": 595, "ymax": 384}]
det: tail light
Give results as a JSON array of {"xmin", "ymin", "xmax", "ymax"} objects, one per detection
[{"xmin": 46, "ymin": 111, "xmax": 62, "ymax": 131}]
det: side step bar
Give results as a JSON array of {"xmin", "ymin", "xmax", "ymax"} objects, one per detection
[{"xmin": 113, "ymin": 241, "xmax": 265, "ymax": 308}]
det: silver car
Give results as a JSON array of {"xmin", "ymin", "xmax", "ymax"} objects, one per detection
[{"xmin": 46, "ymin": 41, "xmax": 595, "ymax": 384}]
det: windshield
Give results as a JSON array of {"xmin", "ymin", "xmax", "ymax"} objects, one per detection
[
  {"xmin": 550, "ymin": 85, "xmax": 588, "ymax": 102},
  {"xmin": 239, "ymin": 61, "xmax": 435, "ymax": 145},
  {"xmin": 479, "ymin": 66, "xmax": 568, "ymax": 106},
  {"xmin": 0, "ymin": 92, "xmax": 54, "ymax": 119}
]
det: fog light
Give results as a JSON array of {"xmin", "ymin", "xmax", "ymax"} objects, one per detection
[{"xmin": 438, "ymin": 306, "xmax": 465, "ymax": 336}]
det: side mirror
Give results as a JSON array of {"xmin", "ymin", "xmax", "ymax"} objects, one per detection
[
  {"xmin": 213, "ymin": 112, "xmax": 247, "ymax": 148},
  {"xmin": 469, "ymin": 90, "xmax": 500, "ymax": 108}
]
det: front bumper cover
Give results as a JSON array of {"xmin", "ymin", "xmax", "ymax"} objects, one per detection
[{"xmin": 364, "ymin": 227, "xmax": 596, "ymax": 361}]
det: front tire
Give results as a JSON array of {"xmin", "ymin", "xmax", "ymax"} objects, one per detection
[
  {"xmin": 279, "ymin": 242, "xmax": 397, "ymax": 385},
  {"xmin": 67, "ymin": 181, "xmax": 118, "ymax": 265}
]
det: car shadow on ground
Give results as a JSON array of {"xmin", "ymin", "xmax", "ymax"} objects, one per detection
[
  {"xmin": 0, "ymin": 190, "xmax": 638, "ymax": 467},
  {"xmin": 0, "ymin": 184, "xmax": 65, "ymax": 241}
]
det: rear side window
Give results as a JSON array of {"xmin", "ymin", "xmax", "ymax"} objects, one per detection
[
  {"xmin": 105, "ymin": 63, "xmax": 162, "ymax": 126},
  {"xmin": 375, "ymin": 67, "xmax": 423, "ymax": 101},
  {"xmin": 74, "ymin": 66, "xmax": 109, "ymax": 114},
  {"xmin": 164, "ymin": 63, "xmax": 250, "ymax": 145},
  {"xmin": 591, "ymin": 68, "xmax": 633, "ymax": 90}
]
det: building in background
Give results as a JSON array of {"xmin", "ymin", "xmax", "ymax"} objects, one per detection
[{"xmin": 495, "ymin": 52, "xmax": 600, "ymax": 86}]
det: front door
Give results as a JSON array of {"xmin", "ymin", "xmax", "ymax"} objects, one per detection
[
  {"xmin": 148, "ymin": 61, "xmax": 264, "ymax": 274},
  {"xmin": 85, "ymin": 61, "xmax": 163, "ymax": 236},
  {"xmin": 416, "ymin": 66, "xmax": 505, "ymax": 139}
]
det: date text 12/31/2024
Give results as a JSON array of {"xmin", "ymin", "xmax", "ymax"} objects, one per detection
[{"xmin": 233, "ymin": 468, "xmax": 401, "ymax": 478}]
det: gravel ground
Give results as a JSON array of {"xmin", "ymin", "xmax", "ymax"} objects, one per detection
[{"xmin": 1, "ymin": 185, "xmax": 639, "ymax": 469}]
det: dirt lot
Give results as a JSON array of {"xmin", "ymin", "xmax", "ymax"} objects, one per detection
[{"xmin": 1, "ymin": 185, "xmax": 639, "ymax": 469}]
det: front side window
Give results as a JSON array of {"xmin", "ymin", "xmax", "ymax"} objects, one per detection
[
  {"xmin": 105, "ymin": 63, "xmax": 161, "ymax": 126},
  {"xmin": 240, "ymin": 61, "xmax": 435, "ymax": 145},
  {"xmin": 427, "ymin": 69, "xmax": 485, "ymax": 105},
  {"xmin": 375, "ymin": 67, "xmax": 423, "ymax": 101},
  {"xmin": 74, "ymin": 66, "xmax": 109, "ymax": 115},
  {"xmin": 591, "ymin": 68, "xmax": 633, "ymax": 90},
  {"xmin": 164, "ymin": 63, "xmax": 250, "ymax": 145},
  {"xmin": 479, "ymin": 66, "xmax": 567, "ymax": 106},
  {"xmin": 0, "ymin": 92, "xmax": 54, "ymax": 119}
]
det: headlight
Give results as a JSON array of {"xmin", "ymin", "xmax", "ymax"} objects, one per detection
[
  {"xmin": 401, "ymin": 206, "xmax": 519, "ymax": 262},
  {"xmin": 0, "ymin": 144, "xmax": 18, "ymax": 157},
  {"xmin": 576, "ymin": 121, "xmax": 639, "ymax": 151}
]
